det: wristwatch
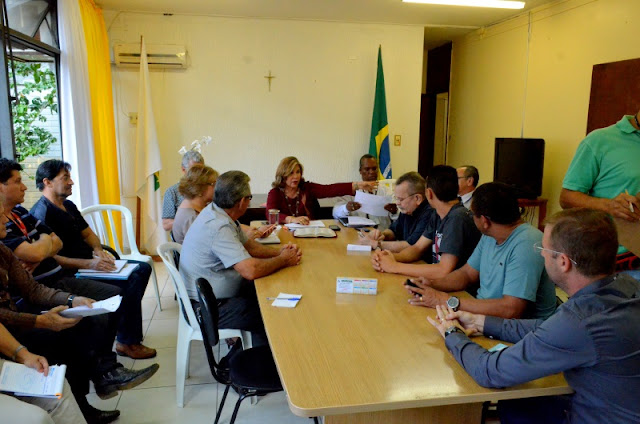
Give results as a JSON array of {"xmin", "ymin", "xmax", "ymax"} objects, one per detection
[
  {"xmin": 446, "ymin": 296, "xmax": 460, "ymax": 312},
  {"xmin": 444, "ymin": 325, "xmax": 464, "ymax": 338},
  {"xmin": 66, "ymin": 294, "xmax": 75, "ymax": 308}
]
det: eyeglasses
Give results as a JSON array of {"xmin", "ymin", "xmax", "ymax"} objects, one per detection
[
  {"xmin": 245, "ymin": 195, "xmax": 253, "ymax": 200},
  {"xmin": 396, "ymin": 193, "xmax": 418, "ymax": 203},
  {"xmin": 533, "ymin": 242, "xmax": 577, "ymax": 265}
]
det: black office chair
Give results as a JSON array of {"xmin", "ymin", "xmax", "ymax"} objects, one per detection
[{"xmin": 196, "ymin": 278, "xmax": 283, "ymax": 424}]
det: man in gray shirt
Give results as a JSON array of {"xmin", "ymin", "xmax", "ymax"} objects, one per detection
[
  {"xmin": 180, "ymin": 171, "xmax": 302, "ymax": 346},
  {"xmin": 429, "ymin": 208, "xmax": 640, "ymax": 424}
]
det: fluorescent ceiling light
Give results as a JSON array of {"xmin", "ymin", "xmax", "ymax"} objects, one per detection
[{"xmin": 402, "ymin": 0, "xmax": 525, "ymax": 9}]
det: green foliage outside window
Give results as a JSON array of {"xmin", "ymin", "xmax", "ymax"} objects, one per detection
[{"xmin": 9, "ymin": 62, "xmax": 58, "ymax": 161}]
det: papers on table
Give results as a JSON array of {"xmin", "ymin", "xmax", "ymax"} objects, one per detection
[
  {"xmin": 77, "ymin": 259, "xmax": 127, "ymax": 274},
  {"xmin": 256, "ymin": 232, "xmax": 281, "ymax": 244},
  {"xmin": 75, "ymin": 263, "xmax": 139, "ymax": 280},
  {"xmin": 347, "ymin": 216, "xmax": 377, "ymax": 227},
  {"xmin": 285, "ymin": 220, "xmax": 325, "ymax": 229},
  {"xmin": 270, "ymin": 293, "xmax": 302, "ymax": 308},
  {"xmin": 354, "ymin": 191, "xmax": 392, "ymax": 217},
  {"xmin": 56, "ymin": 295, "xmax": 122, "ymax": 318},
  {"xmin": 347, "ymin": 244, "xmax": 371, "ymax": 252},
  {"xmin": 0, "ymin": 362, "xmax": 67, "ymax": 399}
]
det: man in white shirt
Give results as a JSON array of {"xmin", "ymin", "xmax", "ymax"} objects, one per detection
[
  {"xmin": 332, "ymin": 154, "xmax": 396, "ymax": 230},
  {"xmin": 457, "ymin": 165, "xmax": 479, "ymax": 209}
]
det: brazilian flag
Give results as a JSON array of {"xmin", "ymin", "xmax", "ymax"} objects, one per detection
[{"xmin": 368, "ymin": 46, "xmax": 392, "ymax": 179}]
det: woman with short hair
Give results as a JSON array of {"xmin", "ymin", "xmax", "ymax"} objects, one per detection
[{"xmin": 172, "ymin": 164, "xmax": 219, "ymax": 243}]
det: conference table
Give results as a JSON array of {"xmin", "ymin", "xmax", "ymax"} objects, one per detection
[{"xmin": 254, "ymin": 221, "xmax": 572, "ymax": 423}]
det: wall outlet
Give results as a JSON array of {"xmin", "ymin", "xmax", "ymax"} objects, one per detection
[
  {"xmin": 394, "ymin": 134, "xmax": 401, "ymax": 146},
  {"xmin": 129, "ymin": 112, "xmax": 138, "ymax": 125}
]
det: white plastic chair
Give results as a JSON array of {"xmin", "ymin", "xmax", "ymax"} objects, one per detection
[
  {"xmin": 157, "ymin": 242, "xmax": 252, "ymax": 407},
  {"xmin": 80, "ymin": 204, "xmax": 162, "ymax": 311}
]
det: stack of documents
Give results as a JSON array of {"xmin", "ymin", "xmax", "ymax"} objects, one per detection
[
  {"xmin": 0, "ymin": 362, "xmax": 67, "ymax": 399},
  {"xmin": 76, "ymin": 261, "xmax": 138, "ymax": 280}
]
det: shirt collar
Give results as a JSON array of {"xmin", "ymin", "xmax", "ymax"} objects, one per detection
[
  {"xmin": 460, "ymin": 190, "xmax": 474, "ymax": 204},
  {"xmin": 616, "ymin": 115, "xmax": 640, "ymax": 134},
  {"xmin": 570, "ymin": 274, "xmax": 618, "ymax": 298},
  {"xmin": 211, "ymin": 202, "xmax": 240, "ymax": 227}
]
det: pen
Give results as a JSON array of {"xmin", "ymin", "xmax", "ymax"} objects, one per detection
[
  {"xmin": 267, "ymin": 297, "xmax": 301, "ymax": 301},
  {"xmin": 625, "ymin": 190, "xmax": 634, "ymax": 213}
]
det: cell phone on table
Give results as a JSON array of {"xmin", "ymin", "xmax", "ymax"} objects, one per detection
[
  {"xmin": 405, "ymin": 279, "xmax": 420, "ymax": 296},
  {"xmin": 329, "ymin": 225, "xmax": 340, "ymax": 231}
]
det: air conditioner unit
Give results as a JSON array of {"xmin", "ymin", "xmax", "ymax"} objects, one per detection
[{"xmin": 113, "ymin": 44, "xmax": 188, "ymax": 69}]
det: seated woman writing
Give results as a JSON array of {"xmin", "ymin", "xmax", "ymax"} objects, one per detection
[{"xmin": 267, "ymin": 156, "xmax": 377, "ymax": 225}]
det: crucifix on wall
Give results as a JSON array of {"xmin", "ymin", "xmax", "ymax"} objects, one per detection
[{"xmin": 264, "ymin": 70, "xmax": 275, "ymax": 92}]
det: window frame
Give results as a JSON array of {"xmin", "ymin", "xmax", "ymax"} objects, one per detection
[{"xmin": 0, "ymin": 0, "xmax": 60, "ymax": 160}]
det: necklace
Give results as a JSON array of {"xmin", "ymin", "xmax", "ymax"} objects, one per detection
[{"xmin": 282, "ymin": 188, "xmax": 300, "ymax": 216}]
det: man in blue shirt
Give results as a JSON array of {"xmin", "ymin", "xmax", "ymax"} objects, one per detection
[
  {"xmin": 407, "ymin": 182, "xmax": 556, "ymax": 319},
  {"xmin": 428, "ymin": 208, "xmax": 640, "ymax": 424}
]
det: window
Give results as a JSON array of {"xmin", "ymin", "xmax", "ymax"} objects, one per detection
[{"xmin": 1, "ymin": 0, "xmax": 60, "ymax": 208}]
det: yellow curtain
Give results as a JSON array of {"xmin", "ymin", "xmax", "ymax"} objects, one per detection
[{"xmin": 78, "ymin": 0, "xmax": 122, "ymax": 241}]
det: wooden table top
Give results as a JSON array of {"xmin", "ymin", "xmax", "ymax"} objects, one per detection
[{"xmin": 254, "ymin": 221, "xmax": 571, "ymax": 417}]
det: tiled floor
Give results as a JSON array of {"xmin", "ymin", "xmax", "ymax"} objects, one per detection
[{"xmin": 87, "ymin": 262, "xmax": 310, "ymax": 424}]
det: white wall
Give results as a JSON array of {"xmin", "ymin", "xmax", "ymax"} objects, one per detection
[
  {"xmin": 448, "ymin": 0, "xmax": 640, "ymax": 215},
  {"xmin": 105, "ymin": 12, "xmax": 423, "ymax": 210}
]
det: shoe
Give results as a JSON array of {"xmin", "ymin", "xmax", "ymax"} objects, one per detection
[
  {"xmin": 81, "ymin": 404, "xmax": 121, "ymax": 424},
  {"xmin": 116, "ymin": 342, "xmax": 157, "ymax": 359},
  {"xmin": 94, "ymin": 363, "xmax": 160, "ymax": 399}
]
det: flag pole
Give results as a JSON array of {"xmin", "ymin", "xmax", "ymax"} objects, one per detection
[{"xmin": 135, "ymin": 35, "xmax": 143, "ymax": 248}]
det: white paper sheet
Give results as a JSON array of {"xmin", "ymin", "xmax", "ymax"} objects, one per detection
[
  {"xmin": 56, "ymin": 295, "xmax": 122, "ymax": 318},
  {"xmin": 354, "ymin": 191, "xmax": 392, "ymax": 216},
  {"xmin": 271, "ymin": 293, "xmax": 302, "ymax": 308},
  {"xmin": 347, "ymin": 244, "xmax": 372, "ymax": 252}
]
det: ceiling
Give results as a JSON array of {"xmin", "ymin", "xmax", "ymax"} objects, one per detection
[{"xmin": 96, "ymin": 0, "xmax": 558, "ymax": 49}]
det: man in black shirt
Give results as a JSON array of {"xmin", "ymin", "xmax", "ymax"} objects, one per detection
[
  {"xmin": 359, "ymin": 171, "xmax": 434, "ymax": 252},
  {"xmin": 30, "ymin": 160, "xmax": 156, "ymax": 360},
  {"xmin": 372, "ymin": 165, "xmax": 480, "ymax": 279}
]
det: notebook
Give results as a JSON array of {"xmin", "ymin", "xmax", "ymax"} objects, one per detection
[
  {"xmin": 75, "ymin": 263, "xmax": 139, "ymax": 280},
  {"xmin": 0, "ymin": 362, "xmax": 67, "ymax": 399},
  {"xmin": 77, "ymin": 259, "xmax": 127, "ymax": 274}
]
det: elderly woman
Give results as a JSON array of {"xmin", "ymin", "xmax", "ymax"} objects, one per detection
[
  {"xmin": 267, "ymin": 156, "xmax": 377, "ymax": 225},
  {"xmin": 172, "ymin": 164, "xmax": 219, "ymax": 243}
]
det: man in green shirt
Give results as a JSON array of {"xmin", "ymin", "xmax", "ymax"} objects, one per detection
[{"xmin": 560, "ymin": 112, "xmax": 640, "ymax": 271}]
